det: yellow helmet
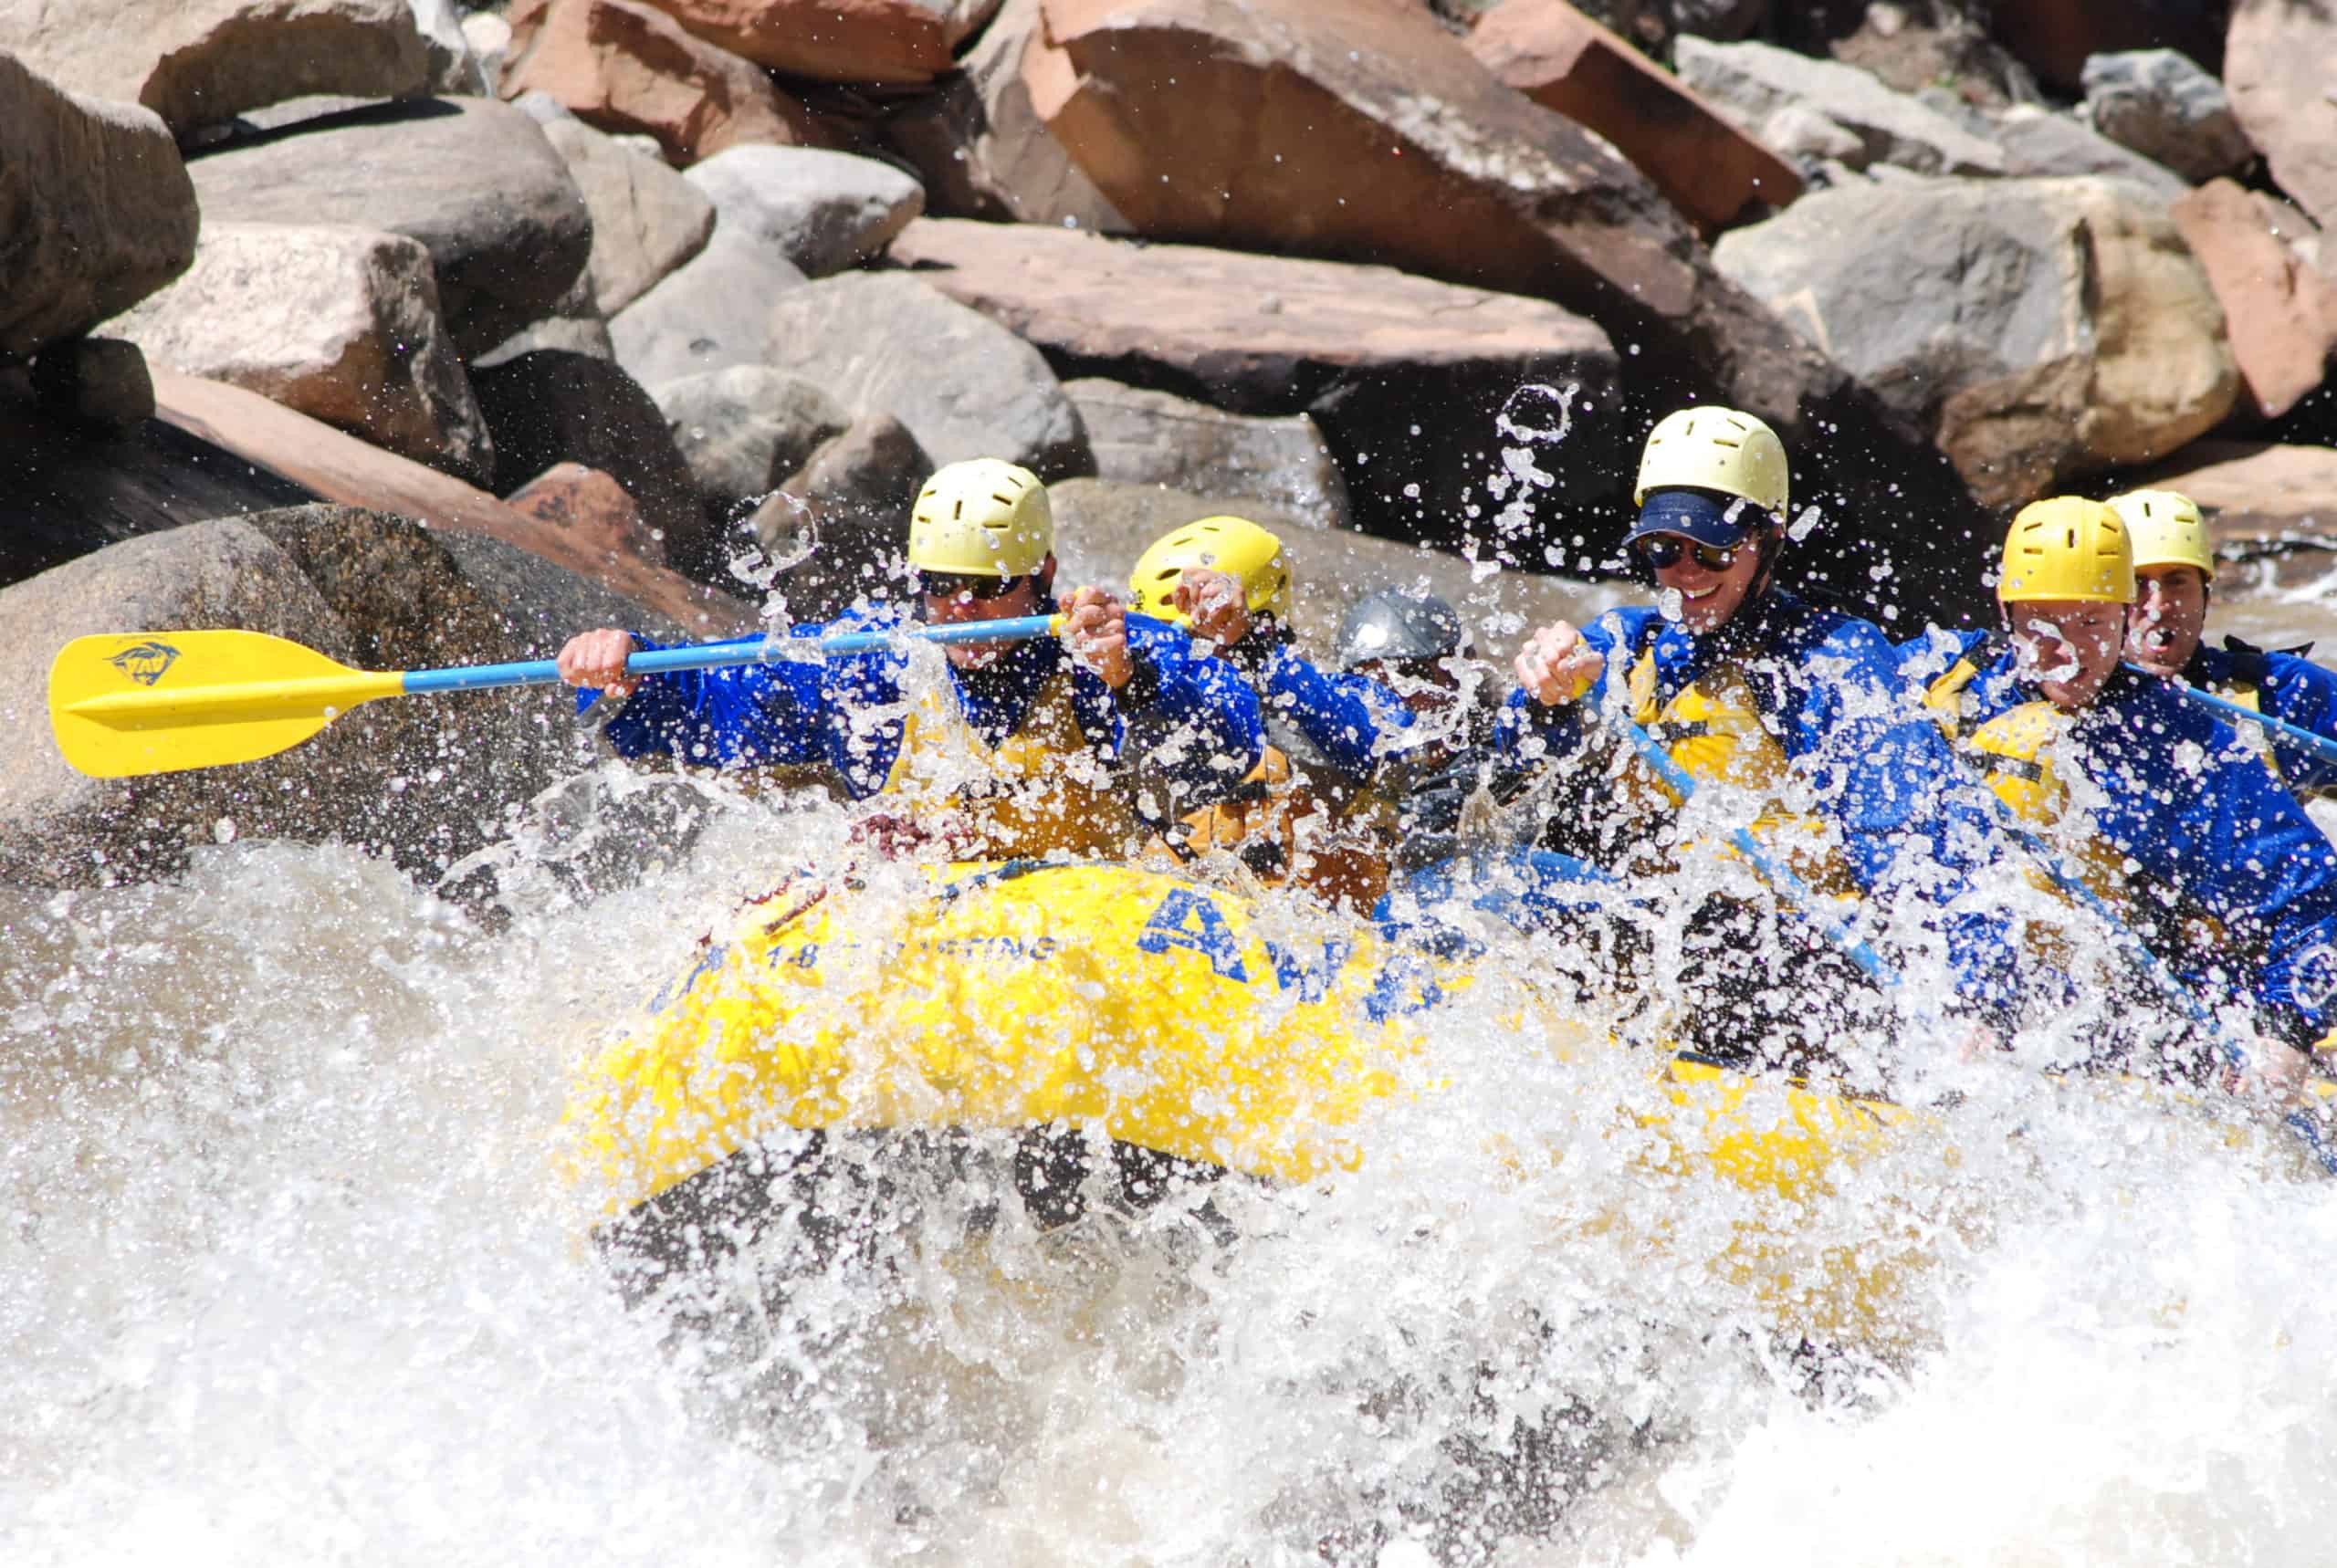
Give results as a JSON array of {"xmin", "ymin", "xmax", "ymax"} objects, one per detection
[
  {"xmin": 1128, "ymin": 516, "xmax": 1293, "ymax": 625},
  {"xmin": 907, "ymin": 458, "xmax": 1053, "ymax": 577},
  {"xmin": 2106, "ymin": 489, "xmax": 2213, "ymax": 583},
  {"xmin": 1998, "ymin": 497, "xmax": 2134, "ymax": 603},
  {"xmin": 1633, "ymin": 406, "xmax": 1790, "ymax": 521}
]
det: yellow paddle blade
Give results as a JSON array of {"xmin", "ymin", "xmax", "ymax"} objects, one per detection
[{"xmin": 48, "ymin": 631, "xmax": 407, "ymax": 779}]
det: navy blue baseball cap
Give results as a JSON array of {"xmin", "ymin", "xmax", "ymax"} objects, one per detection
[{"xmin": 1624, "ymin": 488, "xmax": 1763, "ymax": 549}]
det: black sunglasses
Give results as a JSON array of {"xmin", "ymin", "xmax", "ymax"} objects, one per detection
[
  {"xmin": 1634, "ymin": 536, "xmax": 1741, "ymax": 571},
  {"xmin": 917, "ymin": 571, "xmax": 1025, "ymax": 603}
]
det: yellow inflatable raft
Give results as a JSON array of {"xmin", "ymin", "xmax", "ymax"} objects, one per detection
[{"xmin": 564, "ymin": 860, "xmax": 1950, "ymax": 1340}]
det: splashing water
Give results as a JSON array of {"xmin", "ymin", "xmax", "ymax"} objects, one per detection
[{"xmin": 5, "ymin": 760, "xmax": 2334, "ymax": 1568}]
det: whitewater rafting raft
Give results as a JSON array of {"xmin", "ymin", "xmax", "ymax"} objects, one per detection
[
  {"xmin": 561, "ymin": 860, "xmax": 1997, "ymax": 1340},
  {"xmin": 556, "ymin": 858, "xmax": 2337, "ymax": 1353}
]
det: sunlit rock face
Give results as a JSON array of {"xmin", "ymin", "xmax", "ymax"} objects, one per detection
[
  {"xmin": 887, "ymin": 216, "xmax": 1619, "ymax": 554},
  {"xmin": 1023, "ymin": 0, "xmax": 1996, "ymax": 620},
  {"xmin": 0, "ymin": 0, "xmax": 432, "ymax": 138},
  {"xmin": 184, "ymin": 98, "xmax": 594, "ymax": 362},
  {"xmin": 2225, "ymin": 0, "xmax": 2337, "ymax": 237},
  {"xmin": 1466, "ymin": 0, "xmax": 1804, "ymax": 235},
  {"xmin": 500, "ymin": 0, "xmax": 835, "ymax": 164},
  {"xmin": 2171, "ymin": 182, "xmax": 2337, "ymax": 426},
  {"xmin": 0, "ymin": 56, "xmax": 197, "ymax": 360},
  {"xmin": 1716, "ymin": 174, "xmax": 2238, "ymax": 507},
  {"xmin": 106, "ymin": 223, "xmax": 496, "ymax": 487},
  {"xmin": 621, "ymin": 0, "xmax": 1001, "ymax": 85}
]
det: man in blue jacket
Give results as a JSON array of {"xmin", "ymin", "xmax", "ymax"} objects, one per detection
[
  {"xmin": 556, "ymin": 458, "xmax": 1264, "ymax": 862},
  {"xmin": 2112, "ymin": 487, "xmax": 2337, "ymax": 797},
  {"xmin": 1491, "ymin": 406, "xmax": 2020, "ymax": 1072},
  {"xmin": 1125, "ymin": 514, "xmax": 1417, "ymax": 901},
  {"xmin": 1901, "ymin": 496, "xmax": 2328, "ymax": 1095}
]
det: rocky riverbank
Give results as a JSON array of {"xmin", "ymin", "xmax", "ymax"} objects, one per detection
[{"xmin": 4, "ymin": 0, "xmax": 2334, "ymax": 891}]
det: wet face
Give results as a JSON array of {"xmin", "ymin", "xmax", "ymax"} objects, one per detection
[
  {"xmin": 2126, "ymin": 566, "xmax": 2208, "ymax": 678},
  {"xmin": 2007, "ymin": 597, "xmax": 2127, "ymax": 710},
  {"xmin": 1639, "ymin": 529, "xmax": 1766, "ymax": 632},
  {"xmin": 919, "ymin": 564, "xmax": 1048, "ymax": 670}
]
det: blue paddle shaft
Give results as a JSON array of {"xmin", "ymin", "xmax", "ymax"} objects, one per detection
[
  {"xmin": 401, "ymin": 616, "xmax": 1061, "ymax": 696},
  {"xmin": 2162, "ymin": 677, "xmax": 2337, "ymax": 770}
]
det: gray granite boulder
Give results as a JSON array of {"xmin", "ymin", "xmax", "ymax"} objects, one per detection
[
  {"xmin": 761, "ymin": 271, "xmax": 1090, "ymax": 480},
  {"xmin": 0, "ymin": 56, "xmax": 198, "ymax": 358},
  {"xmin": 607, "ymin": 227, "xmax": 809, "ymax": 388},
  {"xmin": 184, "ymin": 97, "xmax": 592, "ymax": 360},
  {"xmin": 105, "ymin": 223, "xmax": 495, "ymax": 486},
  {"xmin": 683, "ymin": 145, "xmax": 925, "ymax": 278},
  {"xmin": 0, "ymin": 0, "xmax": 431, "ymax": 137},
  {"xmin": 1675, "ymin": 35, "xmax": 2004, "ymax": 176}
]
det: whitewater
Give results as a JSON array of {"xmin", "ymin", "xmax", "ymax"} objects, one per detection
[{"xmin": 10, "ymin": 445, "xmax": 2337, "ymax": 1564}]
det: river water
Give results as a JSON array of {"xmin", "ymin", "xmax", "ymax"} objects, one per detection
[{"xmin": 8, "ymin": 534, "xmax": 2337, "ymax": 1563}]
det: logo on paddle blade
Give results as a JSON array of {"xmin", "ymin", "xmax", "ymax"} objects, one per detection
[{"xmin": 108, "ymin": 641, "xmax": 181, "ymax": 687}]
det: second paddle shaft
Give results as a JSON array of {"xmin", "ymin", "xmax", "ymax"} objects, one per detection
[{"xmin": 411, "ymin": 616, "xmax": 1065, "ymax": 695}]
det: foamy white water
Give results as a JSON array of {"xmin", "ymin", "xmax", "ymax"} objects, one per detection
[{"xmin": 4, "ymin": 749, "xmax": 2333, "ymax": 1567}]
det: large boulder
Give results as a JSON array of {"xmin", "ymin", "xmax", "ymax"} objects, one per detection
[
  {"xmin": 104, "ymin": 223, "xmax": 495, "ymax": 486},
  {"xmin": 2080, "ymin": 48, "xmax": 2250, "ymax": 185},
  {"xmin": 761, "ymin": 270, "xmax": 1091, "ymax": 480},
  {"xmin": 628, "ymin": 0, "xmax": 1001, "ymax": 85},
  {"xmin": 880, "ymin": 0, "xmax": 1128, "ymax": 232},
  {"xmin": 184, "ymin": 97, "xmax": 593, "ymax": 360},
  {"xmin": 655, "ymin": 366, "xmax": 854, "ymax": 523},
  {"xmin": 1714, "ymin": 175, "xmax": 2239, "ymax": 505},
  {"xmin": 0, "ymin": 57, "xmax": 199, "ymax": 359},
  {"xmin": 0, "ymin": 506, "xmax": 691, "ymax": 890},
  {"xmin": 1064, "ymin": 379, "xmax": 1353, "ymax": 534},
  {"xmin": 151, "ymin": 368, "xmax": 751, "ymax": 632},
  {"xmin": 0, "ymin": 380, "xmax": 317, "ymax": 590},
  {"xmin": 0, "ymin": 0, "xmax": 431, "ymax": 138},
  {"xmin": 606, "ymin": 227, "xmax": 809, "ymax": 388},
  {"xmin": 2225, "ymin": 0, "xmax": 2337, "ymax": 235},
  {"xmin": 536, "ymin": 111, "xmax": 715, "ymax": 315},
  {"xmin": 2170, "ymin": 181, "xmax": 2337, "ymax": 425},
  {"xmin": 683, "ymin": 145, "xmax": 925, "ymax": 277},
  {"xmin": 467, "ymin": 350, "xmax": 707, "ymax": 573},
  {"xmin": 500, "ymin": 0, "xmax": 833, "ymax": 164},
  {"xmin": 1672, "ymin": 36, "xmax": 2004, "ymax": 177},
  {"xmin": 886, "ymin": 217, "xmax": 1622, "ymax": 551},
  {"xmin": 1020, "ymin": 0, "xmax": 1987, "ymax": 610},
  {"xmin": 1465, "ymin": 0, "xmax": 1802, "ymax": 233}
]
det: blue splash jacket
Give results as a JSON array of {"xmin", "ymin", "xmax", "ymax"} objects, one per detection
[
  {"xmin": 2185, "ymin": 637, "xmax": 2337, "ymax": 795},
  {"xmin": 593, "ymin": 605, "xmax": 1263, "ymax": 802},
  {"xmin": 1906, "ymin": 629, "xmax": 2337, "ymax": 1049},
  {"xmin": 1496, "ymin": 592, "xmax": 2022, "ymax": 1017}
]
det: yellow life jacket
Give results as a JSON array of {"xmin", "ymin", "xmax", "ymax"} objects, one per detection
[
  {"xmin": 884, "ymin": 668, "xmax": 1139, "ymax": 859},
  {"xmin": 1623, "ymin": 648, "xmax": 1853, "ymax": 892}
]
